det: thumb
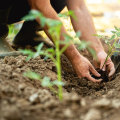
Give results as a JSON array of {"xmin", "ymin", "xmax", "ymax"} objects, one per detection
[{"xmin": 108, "ymin": 63, "xmax": 115, "ymax": 77}]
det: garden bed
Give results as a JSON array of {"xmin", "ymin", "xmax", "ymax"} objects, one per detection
[{"xmin": 0, "ymin": 45, "xmax": 120, "ymax": 120}]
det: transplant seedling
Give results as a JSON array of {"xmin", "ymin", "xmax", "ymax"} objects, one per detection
[{"xmin": 95, "ymin": 26, "xmax": 120, "ymax": 81}]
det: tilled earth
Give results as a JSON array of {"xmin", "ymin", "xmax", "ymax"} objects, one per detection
[{"xmin": 0, "ymin": 48, "xmax": 120, "ymax": 120}]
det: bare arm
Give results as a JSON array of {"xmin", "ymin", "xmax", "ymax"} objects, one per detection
[
  {"xmin": 27, "ymin": 0, "xmax": 102, "ymax": 82},
  {"xmin": 67, "ymin": 0, "xmax": 115, "ymax": 76},
  {"xmin": 28, "ymin": 0, "xmax": 80, "ymax": 61},
  {"xmin": 66, "ymin": 0, "xmax": 104, "ymax": 53}
]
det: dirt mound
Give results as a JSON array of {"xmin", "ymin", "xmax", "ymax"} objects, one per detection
[{"xmin": 0, "ymin": 53, "xmax": 120, "ymax": 120}]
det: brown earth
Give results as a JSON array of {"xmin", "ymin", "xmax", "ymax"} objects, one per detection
[{"xmin": 0, "ymin": 41, "xmax": 120, "ymax": 120}]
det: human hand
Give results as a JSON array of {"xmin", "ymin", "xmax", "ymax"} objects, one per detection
[
  {"xmin": 71, "ymin": 54, "xmax": 102, "ymax": 82},
  {"xmin": 95, "ymin": 51, "xmax": 115, "ymax": 77}
]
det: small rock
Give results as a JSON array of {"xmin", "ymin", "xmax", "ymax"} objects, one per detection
[
  {"xmin": 16, "ymin": 60, "xmax": 24, "ymax": 67},
  {"xmin": 64, "ymin": 109, "xmax": 73, "ymax": 118},
  {"xmin": 3, "ymin": 106, "xmax": 21, "ymax": 120},
  {"xmin": 84, "ymin": 108, "xmax": 101, "ymax": 120},
  {"xmin": 81, "ymin": 98, "xmax": 86, "ymax": 106},
  {"xmin": 15, "ymin": 68, "xmax": 21, "ymax": 73},
  {"xmin": 63, "ymin": 93, "xmax": 80, "ymax": 102},
  {"xmin": 112, "ymin": 99, "xmax": 120, "ymax": 109},
  {"xmin": 29, "ymin": 93, "xmax": 39, "ymax": 103},
  {"xmin": 92, "ymin": 98, "xmax": 111, "ymax": 108},
  {"xmin": 12, "ymin": 72, "xmax": 19, "ymax": 77},
  {"xmin": 18, "ymin": 84, "xmax": 26, "ymax": 91}
]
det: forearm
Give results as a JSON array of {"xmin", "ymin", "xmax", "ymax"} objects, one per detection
[
  {"xmin": 28, "ymin": 0, "xmax": 81, "ymax": 61},
  {"xmin": 67, "ymin": 0, "xmax": 104, "ymax": 53}
]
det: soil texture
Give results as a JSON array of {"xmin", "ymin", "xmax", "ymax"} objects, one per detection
[{"xmin": 0, "ymin": 43, "xmax": 120, "ymax": 120}]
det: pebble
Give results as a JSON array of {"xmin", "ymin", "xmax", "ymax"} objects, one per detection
[
  {"xmin": 112, "ymin": 99, "xmax": 120, "ymax": 109},
  {"xmin": 92, "ymin": 98, "xmax": 111, "ymax": 107},
  {"xmin": 84, "ymin": 108, "xmax": 101, "ymax": 120},
  {"xmin": 64, "ymin": 108, "xmax": 73, "ymax": 118},
  {"xmin": 29, "ymin": 93, "xmax": 39, "ymax": 103}
]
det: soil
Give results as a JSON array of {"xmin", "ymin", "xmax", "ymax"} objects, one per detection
[
  {"xmin": 0, "ymin": 41, "xmax": 120, "ymax": 120},
  {"xmin": 92, "ymin": 69, "xmax": 109, "ymax": 82}
]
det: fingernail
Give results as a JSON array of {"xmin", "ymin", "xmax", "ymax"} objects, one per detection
[{"xmin": 98, "ymin": 74, "xmax": 101, "ymax": 77}]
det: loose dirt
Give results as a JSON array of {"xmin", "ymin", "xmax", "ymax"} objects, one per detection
[{"xmin": 0, "ymin": 43, "xmax": 120, "ymax": 120}]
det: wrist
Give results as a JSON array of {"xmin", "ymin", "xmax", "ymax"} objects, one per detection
[
  {"xmin": 83, "ymin": 37, "xmax": 105, "ymax": 53},
  {"xmin": 64, "ymin": 44, "xmax": 81, "ymax": 62}
]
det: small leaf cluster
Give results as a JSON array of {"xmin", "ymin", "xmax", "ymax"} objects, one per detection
[
  {"xmin": 96, "ymin": 26, "xmax": 120, "ymax": 69},
  {"xmin": 24, "ymin": 71, "xmax": 64, "ymax": 93}
]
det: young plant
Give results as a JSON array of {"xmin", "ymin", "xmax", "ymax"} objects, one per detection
[
  {"xmin": 21, "ymin": 10, "xmax": 95, "ymax": 100},
  {"xmin": 97, "ymin": 26, "xmax": 120, "ymax": 70},
  {"xmin": 20, "ymin": 10, "xmax": 76, "ymax": 100},
  {"xmin": 24, "ymin": 71, "xmax": 64, "ymax": 95}
]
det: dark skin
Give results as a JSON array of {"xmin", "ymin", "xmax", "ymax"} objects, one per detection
[{"xmin": 27, "ymin": 0, "xmax": 115, "ymax": 82}]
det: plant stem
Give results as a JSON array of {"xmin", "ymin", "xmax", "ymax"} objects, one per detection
[
  {"xmin": 56, "ymin": 40, "xmax": 63, "ymax": 100},
  {"xmin": 49, "ymin": 86, "xmax": 58, "ymax": 95},
  {"xmin": 102, "ymin": 51, "xmax": 111, "ymax": 70},
  {"xmin": 56, "ymin": 55, "xmax": 63, "ymax": 100},
  {"xmin": 102, "ymin": 36, "xmax": 118, "ymax": 69}
]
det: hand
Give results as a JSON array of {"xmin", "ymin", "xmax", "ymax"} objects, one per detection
[
  {"xmin": 95, "ymin": 51, "xmax": 115, "ymax": 77},
  {"xmin": 71, "ymin": 54, "xmax": 102, "ymax": 82}
]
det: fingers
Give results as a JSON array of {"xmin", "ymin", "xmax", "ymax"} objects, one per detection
[
  {"xmin": 86, "ymin": 73, "xmax": 102, "ymax": 83},
  {"xmin": 108, "ymin": 62, "xmax": 115, "ymax": 77},
  {"xmin": 89, "ymin": 65, "xmax": 101, "ymax": 77},
  {"xmin": 78, "ymin": 73, "xmax": 102, "ymax": 82}
]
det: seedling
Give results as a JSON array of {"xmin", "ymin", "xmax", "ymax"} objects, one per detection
[
  {"xmin": 95, "ymin": 26, "xmax": 120, "ymax": 80},
  {"xmin": 21, "ymin": 10, "xmax": 77, "ymax": 100},
  {"xmin": 24, "ymin": 71, "xmax": 64, "ymax": 95},
  {"xmin": 21, "ymin": 10, "xmax": 95, "ymax": 100}
]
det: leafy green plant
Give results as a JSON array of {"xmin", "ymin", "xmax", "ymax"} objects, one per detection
[
  {"xmin": 96, "ymin": 26, "xmax": 120, "ymax": 69},
  {"xmin": 8, "ymin": 24, "xmax": 22, "ymax": 39},
  {"xmin": 21, "ymin": 10, "xmax": 95, "ymax": 100},
  {"xmin": 21, "ymin": 10, "xmax": 76, "ymax": 100},
  {"xmin": 24, "ymin": 71, "xmax": 64, "ymax": 95}
]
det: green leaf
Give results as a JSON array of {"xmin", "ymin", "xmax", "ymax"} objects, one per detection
[
  {"xmin": 24, "ymin": 71, "xmax": 41, "ymax": 80},
  {"xmin": 109, "ymin": 35, "xmax": 116, "ymax": 40},
  {"xmin": 42, "ymin": 77, "xmax": 52, "ymax": 87},
  {"xmin": 52, "ymin": 80, "xmax": 65, "ymax": 86},
  {"xmin": 22, "ymin": 10, "xmax": 40, "ymax": 21},
  {"xmin": 58, "ymin": 10, "xmax": 76, "ymax": 20},
  {"xmin": 46, "ymin": 48, "xmax": 55, "ymax": 54},
  {"xmin": 19, "ymin": 49, "xmax": 34, "ymax": 61},
  {"xmin": 111, "ymin": 31, "xmax": 116, "ymax": 34},
  {"xmin": 46, "ymin": 19, "xmax": 62, "ymax": 27},
  {"xmin": 114, "ymin": 26, "xmax": 120, "ymax": 31},
  {"xmin": 68, "ymin": 10, "xmax": 76, "ymax": 20},
  {"xmin": 94, "ymin": 34, "xmax": 104, "ymax": 39},
  {"xmin": 78, "ymin": 41, "xmax": 90, "ymax": 50},
  {"xmin": 34, "ymin": 43, "xmax": 44, "ymax": 58},
  {"xmin": 114, "ymin": 43, "xmax": 120, "ymax": 48},
  {"xmin": 22, "ymin": 10, "xmax": 46, "ymax": 27},
  {"xmin": 116, "ymin": 32, "xmax": 120, "ymax": 37},
  {"xmin": 87, "ymin": 47, "xmax": 96, "ymax": 59},
  {"xmin": 75, "ymin": 31, "xmax": 81, "ymax": 38},
  {"xmin": 63, "ymin": 34, "xmax": 73, "ymax": 44}
]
